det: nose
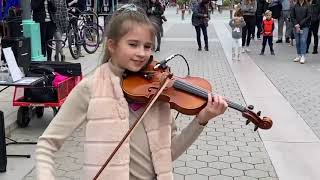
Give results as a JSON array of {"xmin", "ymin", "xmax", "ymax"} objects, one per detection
[{"xmin": 136, "ymin": 45, "xmax": 146, "ymax": 57}]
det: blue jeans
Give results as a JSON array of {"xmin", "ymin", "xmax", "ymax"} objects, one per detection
[{"xmin": 294, "ymin": 27, "xmax": 309, "ymax": 56}]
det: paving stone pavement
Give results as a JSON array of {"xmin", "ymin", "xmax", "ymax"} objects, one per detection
[
  {"xmin": 244, "ymin": 30, "xmax": 320, "ymax": 138},
  {"xmin": 20, "ymin": 8, "xmax": 279, "ymax": 180}
]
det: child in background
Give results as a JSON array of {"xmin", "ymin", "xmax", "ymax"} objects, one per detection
[
  {"xmin": 229, "ymin": 7, "xmax": 246, "ymax": 60},
  {"xmin": 260, "ymin": 10, "xmax": 275, "ymax": 55}
]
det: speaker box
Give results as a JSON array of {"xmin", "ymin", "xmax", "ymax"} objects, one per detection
[
  {"xmin": 0, "ymin": 111, "xmax": 7, "ymax": 172},
  {"xmin": 1, "ymin": 37, "xmax": 31, "ymax": 73}
]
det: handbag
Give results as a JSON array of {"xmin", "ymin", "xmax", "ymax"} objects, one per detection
[{"xmin": 23, "ymin": 65, "xmax": 58, "ymax": 102}]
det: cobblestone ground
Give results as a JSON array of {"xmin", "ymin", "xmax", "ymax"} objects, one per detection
[
  {"xmin": 22, "ymin": 8, "xmax": 278, "ymax": 180},
  {"xmin": 248, "ymin": 37, "xmax": 320, "ymax": 138}
]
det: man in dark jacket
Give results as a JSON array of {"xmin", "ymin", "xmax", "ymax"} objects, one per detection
[
  {"xmin": 306, "ymin": 0, "xmax": 320, "ymax": 54},
  {"xmin": 256, "ymin": 0, "xmax": 269, "ymax": 39},
  {"xmin": 31, "ymin": 0, "xmax": 56, "ymax": 61},
  {"xmin": 192, "ymin": 0, "xmax": 210, "ymax": 51}
]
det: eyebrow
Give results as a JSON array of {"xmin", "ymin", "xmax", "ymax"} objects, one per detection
[{"xmin": 127, "ymin": 39, "xmax": 153, "ymax": 45}]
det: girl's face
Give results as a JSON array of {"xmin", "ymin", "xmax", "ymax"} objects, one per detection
[{"xmin": 108, "ymin": 24, "xmax": 154, "ymax": 72}]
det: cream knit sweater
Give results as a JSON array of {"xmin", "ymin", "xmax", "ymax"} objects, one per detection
[{"xmin": 36, "ymin": 62, "xmax": 205, "ymax": 180}]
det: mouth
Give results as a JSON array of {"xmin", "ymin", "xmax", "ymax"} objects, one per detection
[{"xmin": 131, "ymin": 59, "xmax": 145, "ymax": 66}]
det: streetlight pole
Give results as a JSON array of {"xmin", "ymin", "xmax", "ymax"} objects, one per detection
[{"xmin": 21, "ymin": 0, "xmax": 45, "ymax": 61}]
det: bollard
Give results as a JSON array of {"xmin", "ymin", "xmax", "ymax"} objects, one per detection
[{"xmin": 0, "ymin": 111, "xmax": 7, "ymax": 172}]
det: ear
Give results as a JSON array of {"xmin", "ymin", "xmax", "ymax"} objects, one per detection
[{"xmin": 107, "ymin": 39, "xmax": 116, "ymax": 55}]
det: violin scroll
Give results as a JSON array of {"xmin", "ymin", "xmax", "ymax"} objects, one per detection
[{"xmin": 242, "ymin": 105, "xmax": 273, "ymax": 131}]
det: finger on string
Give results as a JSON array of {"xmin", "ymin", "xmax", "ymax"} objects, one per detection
[
  {"xmin": 219, "ymin": 96, "xmax": 228, "ymax": 111},
  {"xmin": 213, "ymin": 95, "xmax": 219, "ymax": 105},
  {"xmin": 207, "ymin": 93, "xmax": 212, "ymax": 106},
  {"xmin": 222, "ymin": 96, "xmax": 228, "ymax": 108}
]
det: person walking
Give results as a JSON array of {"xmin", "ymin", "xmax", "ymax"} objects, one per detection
[
  {"xmin": 52, "ymin": 0, "xmax": 69, "ymax": 62},
  {"xmin": 276, "ymin": 0, "xmax": 292, "ymax": 43},
  {"xmin": 240, "ymin": 0, "xmax": 257, "ymax": 53},
  {"xmin": 291, "ymin": 0, "xmax": 311, "ymax": 64},
  {"xmin": 147, "ymin": 0, "xmax": 164, "ymax": 52},
  {"xmin": 306, "ymin": 0, "xmax": 320, "ymax": 54},
  {"xmin": 229, "ymin": 8, "xmax": 246, "ymax": 60},
  {"xmin": 192, "ymin": 0, "xmax": 210, "ymax": 51},
  {"xmin": 260, "ymin": 10, "xmax": 275, "ymax": 55}
]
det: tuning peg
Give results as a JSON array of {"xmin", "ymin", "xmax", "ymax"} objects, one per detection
[
  {"xmin": 246, "ymin": 120, "xmax": 250, "ymax": 125},
  {"xmin": 257, "ymin": 111, "xmax": 261, "ymax": 116},
  {"xmin": 254, "ymin": 125, "xmax": 258, "ymax": 131},
  {"xmin": 248, "ymin": 105, "xmax": 254, "ymax": 110}
]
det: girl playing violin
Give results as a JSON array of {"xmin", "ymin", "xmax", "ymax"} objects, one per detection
[{"xmin": 36, "ymin": 4, "xmax": 228, "ymax": 180}]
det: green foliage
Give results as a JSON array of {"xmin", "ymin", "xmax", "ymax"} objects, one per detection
[
  {"xmin": 177, "ymin": 0, "xmax": 190, "ymax": 6},
  {"xmin": 223, "ymin": 0, "xmax": 241, "ymax": 7},
  {"xmin": 223, "ymin": 0, "xmax": 231, "ymax": 7}
]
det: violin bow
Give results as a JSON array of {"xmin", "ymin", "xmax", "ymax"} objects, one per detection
[{"xmin": 93, "ymin": 74, "xmax": 173, "ymax": 180}]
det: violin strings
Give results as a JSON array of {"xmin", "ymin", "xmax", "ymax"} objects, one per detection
[
  {"xmin": 176, "ymin": 80, "xmax": 245, "ymax": 111},
  {"xmin": 174, "ymin": 79, "xmax": 246, "ymax": 112}
]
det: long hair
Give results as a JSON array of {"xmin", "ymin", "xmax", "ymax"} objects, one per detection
[{"xmin": 101, "ymin": 4, "xmax": 156, "ymax": 64}]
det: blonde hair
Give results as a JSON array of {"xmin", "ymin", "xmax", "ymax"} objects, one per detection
[
  {"xmin": 265, "ymin": 10, "xmax": 272, "ymax": 16},
  {"xmin": 101, "ymin": 4, "xmax": 156, "ymax": 64}
]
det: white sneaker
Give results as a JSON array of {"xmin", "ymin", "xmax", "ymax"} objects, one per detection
[
  {"xmin": 300, "ymin": 56, "xmax": 305, "ymax": 64},
  {"xmin": 241, "ymin": 47, "xmax": 245, "ymax": 53},
  {"xmin": 245, "ymin": 47, "xmax": 251, "ymax": 52},
  {"xmin": 293, "ymin": 56, "xmax": 301, "ymax": 62}
]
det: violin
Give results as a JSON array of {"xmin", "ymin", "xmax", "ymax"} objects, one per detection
[
  {"xmin": 93, "ymin": 59, "xmax": 273, "ymax": 179},
  {"xmin": 122, "ymin": 60, "xmax": 272, "ymax": 131}
]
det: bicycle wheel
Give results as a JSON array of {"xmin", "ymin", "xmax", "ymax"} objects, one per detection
[
  {"xmin": 68, "ymin": 28, "xmax": 81, "ymax": 59},
  {"xmin": 98, "ymin": 25, "xmax": 104, "ymax": 44},
  {"xmin": 85, "ymin": 22, "xmax": 104, "ymax": 44},
  {"xmin": 81, "ymin": 26, "xmax": 99, "ymax": 54}
]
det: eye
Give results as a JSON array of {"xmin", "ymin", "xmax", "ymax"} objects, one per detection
[
  {"xmin": 144, "ymin": 45, "xmax": 152, "ymax": 50},
  {"xmin": 129, "ymin": 43, "xmax": 137, "ymax": 47}
]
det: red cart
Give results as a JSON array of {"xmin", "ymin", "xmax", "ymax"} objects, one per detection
[{"xmin": 12, "ymin": 75, "xmax": 82, "ymax": 127}]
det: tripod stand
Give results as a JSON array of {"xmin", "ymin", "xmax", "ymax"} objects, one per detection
[{"xmin": 0, "ymin": 86, "xmax": 37, "ymax": 172}]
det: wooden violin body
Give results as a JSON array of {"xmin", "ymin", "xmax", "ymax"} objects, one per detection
[
  {"xmin": 123, "ymin": 73, "xmax": 211, "ymax": 115},
  {"xmin": 121, "ymin": 61, "xmax": 273, "ymax": 130}
]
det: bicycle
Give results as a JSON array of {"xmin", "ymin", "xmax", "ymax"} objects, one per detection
[{"xmin": 61, "ymin": 7, "xmax": 100, "ymax": 59}]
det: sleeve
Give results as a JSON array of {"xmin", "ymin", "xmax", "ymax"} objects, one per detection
[
  {"xmin": 241, "ymin": 19, "xmax": 246, "ymax": 27},
  {"xmin": 318, "ymin": 5, "xmax": 320, "ymax": 20},
  {"xmin": 192, "ymin": 4, "xmax": 206, "ymax": 17},
  {"xmin": 240, "ymin": 3, "xmax": 250, "ymax": 12},
  {"xmin": 300, "ymin": 6, "xmax": 311, "ymax": 27},
  {"xmin": 171, "ymin": 117, "xmax": 205, "ymax": 161},
  {"xmin": 291, "ymin": 5, "xmax": 297, "ymax": 26},
  {"xmin": 263, "ymin": 1, "xmax": 269, "ymax": 13},
  {"xmin": 229, "ymin": 19, "xmax": 234, "ymax": 27},
  {"xmin": 251, "ymin": 1, "xmax": 258, "ymax": 13},
  {"xmin": 272, "ymin": 21, "xmax": 275, "ymax": 31},
  {"xmin": 31, "ymin": 0, "xmax": 42, "ymax": 11},
  {"xmin": 36, "ymin": 78, "xmax": 91, "ymax": 180}
]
